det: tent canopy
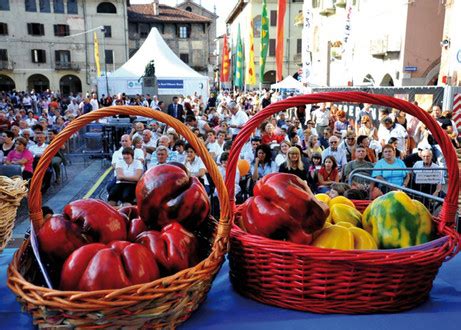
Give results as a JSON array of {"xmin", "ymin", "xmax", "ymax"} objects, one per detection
[
  {"xmin": 271, "ymin": 76, "xmax": 304, "ymax": 90},
  {"xmin": 98, "ymin": 27, "xmax": 208, "ymax": 97}
]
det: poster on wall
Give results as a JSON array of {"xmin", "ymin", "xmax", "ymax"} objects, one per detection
[{"xmin": 414, "ymin": 94, "xmax": 434, "ymax": 111}]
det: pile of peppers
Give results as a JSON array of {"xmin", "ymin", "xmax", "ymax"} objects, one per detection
[{"xmin": 37, "ymin": 164, "xmax": 209, "ymax": 291}]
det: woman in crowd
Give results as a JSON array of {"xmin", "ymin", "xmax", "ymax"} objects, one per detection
[
  {"xmin": 371, "ymin": 144, "xmax": 410, "ymax": 194},
  {"xmin": 279, "ymin": 146, "xmax": 309, "ymax": 182},
  {"xmin": 1, "ymin": 130, "xmax": 15, "ymax": 159},
  {"xmin": 251, "ymin": 144, "xmax": 276, "ymax": 184},
  {"xmin": 316, "ymin": 155, "xmax": 340, "ymax": 193},
  {"xmin": 108, "ymin": 147, "xmax": 144, "ymax": 207},
  {"xmin": 184, "ymin": 143, "xmax": 209, "ymax": 193},
  {"xmin": 4, "ymin": 137, "xmax": 34, "ymax": 180},
  {"xmin": 261, "ymin": 122, "xmax": 284, "ymax": 145},
  {"xmin": 333, "ymin": 110, "xmax": 349, "ymax": 136},
  {"xmin": 304, "ymin": 134, "xmax": 323, "ymax": 159},
  {"xmin": 274, "ymin": 141, "xmax": 291, "ymax": 168}
]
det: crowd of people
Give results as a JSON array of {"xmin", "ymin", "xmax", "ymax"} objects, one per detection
[{"xmin": 0, "ymin": 88, "xmax": 455, "ymax": 209}]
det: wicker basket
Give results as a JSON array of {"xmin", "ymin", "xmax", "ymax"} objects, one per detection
[
  {"xmin": 7, "ymin": 106, "xmax": 231, "ymax": 328},
  {"xmin": 0, "ymin": 176, "xmax": 28, "ymax": 253},
  {"xmin": 225, "ymin": 91, "xmax": 460, "ymax": 314}
]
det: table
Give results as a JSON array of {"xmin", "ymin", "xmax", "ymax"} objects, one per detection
[{"xmin": 1, "ymin": 249, "xmax": 460, "ymax": 329}]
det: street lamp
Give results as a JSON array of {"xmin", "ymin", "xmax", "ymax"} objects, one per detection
[{"xmin": 100, "ymin": 26, "xmax": 110, "ymax": 96}]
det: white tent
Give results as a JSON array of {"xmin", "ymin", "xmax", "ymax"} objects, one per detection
[
  {"xmin": 98, "ymin": 27, "xmax": 208, "ymax": 97},
  {"xmin": 270, "ymin": 76, "xmax": 304, "ymax": 90}
]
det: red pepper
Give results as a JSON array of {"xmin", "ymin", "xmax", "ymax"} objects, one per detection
[
  {"xmin": 239, "ymin": 173, "xmax": 329, "ymax": 244},
  {"xmin": 60, "ymin": 241, "xmax": 160, "ymax": 291},
  {"xmin": 38, "ymin": 199, "xmax": 127, "ymax": 260},
  {"xmin": 136, "ymin": 222, "xmax": 198, "ymax": 275},
  {"xmin": 136, "ymin": 164, "xmax": 210, "ymax": 231},
  {"xmin": 63, "ymin": 199, "xmax": 127, "ymax": 243},
  {"xmin": 118, "ymin": 205, "xmax": 147, "ymax": 242}
]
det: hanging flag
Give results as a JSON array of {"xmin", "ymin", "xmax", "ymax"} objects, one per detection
[
  {"xmin": 276, "ymin": 0, "xmax": 286, "ymax": 82},
  {"xmin": 302, "ymin": 1, "xmax": 313, "ymax": 84},
  {"xmin": 260, "ymin": 0, "xmax": 269, "ymax": 84},
  {"xmin": 93, "ymin": 31, "xmax": 101, "ymax": 77},
  {"xmin": 342, "ymin": 0, "xmax": 354, "ymax": 85},
  {"xmin": 235, "ymin": 24, "xmax": 244, "ymax": 88},
  {"xmin": 221, "ymin": 34, "xmax": 230, "ymax": 83},
  {"xmin": 246, "ymin": 19, "xmax": 256, "ymax": 85}
]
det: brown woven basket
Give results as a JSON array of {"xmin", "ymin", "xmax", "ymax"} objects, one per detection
[
  {"xmin": 0, "ymin": 176, "xmax": 28, "ymax": 253},
  {"xmin": 7, "ymin": 106, "xmax": 231, "ymax": 328},
  {"xmin": 225, "ymin": 91, "xmax": 460, "ymax": 314}
]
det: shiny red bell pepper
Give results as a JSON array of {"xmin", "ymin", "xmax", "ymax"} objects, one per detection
[
  {"xmin": 136, "ymin": 222, "xmax": 198, "ymax": 275},
  {"xmin": 37, "ymin": 214, "xmax": 87, "ymax": 260},
  {"xmin": 60, "ymin": 241, "xmax": 160, "ymax": 291},
  {"xmin": 63, "ymin": 199, "xmax": 127, "ymax": 243},
  {"xmin": 239, "ymin": 173, "xmax": 329, "ymax": 244},
  {"xmin": 118, "ymin": 205, "xmax": 147, "ymax": 242},
  {"xmin": 136, "ymin": 164, "xmax": 210, "ymax": 231},
  {"xmin": 38, "ymin": 199, "xmax": 128, "ymax": 260}
]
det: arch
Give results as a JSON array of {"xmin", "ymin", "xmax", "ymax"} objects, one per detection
[
  {"xmin": 59, "ymin": 74, "xmax": 82, "ymax": 96},
  {"xmin": 27, "ymin": 74, "xmax": 49, "ymax": 92},
  {"xmin": 380, "ymin": 73, "xmax": 394, "ymax": 86},
  {"xmin": 362, "ymin": 74, "xmax": 375, "ymax": 85},
  {"xmin": 185, "ymin": 6, "xmax": 192, "ymax": 12},
  {"xmin": 0, "ymin": 75, "xmax": 15, "ymax": 92},
  {"xmin": 263, "ymin": 70, "xmax": 276, "ymax": 84},
  {"xmin": 97, "ymin": 2, "xmax": 116, "ymax": 14},
  {"xmin": 424, "ymin": 61, "xmax": 440, "ymax": 86}
]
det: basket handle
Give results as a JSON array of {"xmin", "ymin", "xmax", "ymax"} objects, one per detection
[
  {"xmin": 225, "ymin": 91, "xmax": 459, "ymax": 230},
  {"xmin": 29, "ymin": 106, "xmax": 231, "ymax": 248}
]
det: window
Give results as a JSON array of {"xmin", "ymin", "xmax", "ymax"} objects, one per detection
[
  {"xmin": 67, "ymin": 0, "xmax": 78, "ymax": 14},
  {"xmin": 103, "ymin": 25, "xmax": 111, "ymax": 38},
  {"xmin": 0, "ymin": 0, "xmax": 10, "ymax": 10},
  {"xmin": 270, "ymin": 10, "xmax": 277, "ymax": 27},
  {"xmin": 55, "ymin": 50, "xmax": 70, "ymax": 63},
  {"xmin": 54, "ymin": 24, "xmax": 70, "ymax": 37},
  {"xmin": 297, "ymin": 39, "xmax": 302, "ymax": 54},
  {"xmin": 27, "ymin": 23, "xmax": 45, "ymax": 36},
  {"xmin": 179, "ymin": 26, "xmax": 189, "ymax": 39},
  {"xmin": 180, "ymin": 53, "xmax": 189, "ymax": 64},
  {"xmin": 139, "ymin": 23, "xmax": 149, "ymax": 38},
  {"xmin": 25, "ymin": 0, "xmax": 37, "ymax": 12},
  {"xmin": 0, "ymin": 23, "xmax": 8, "ymax": 35},
  {"xmin": 269, "ymin": 39, "xmax": 276, "ymax": 56},
  {"xmin": 31, "ymin": 49, "xmax": 46, "ymax": 63},
  {"xmin": 39, "ymin": 0, "xmax": 50, "ymax": 12},
  {"xmin": 185, "ymin": 6, "xmax": 192, "ymax": 12},
  {"xmin": 0, "ymin": 49, "xmax": 7, "ymax": 61},
  {"xmin": 97, "ymin": 2, "xmax": 116, "ymax": 14},
  {"xmin": 54, "ymin": 0, "xmax": 64, "ymax": 13},
  {"xmin": 312, "ymin": 0, "xmax": 320, "ymax": 8},
  {"xmin": 105, "ymin": 49, "xmax": 113, "ymax": 64}
]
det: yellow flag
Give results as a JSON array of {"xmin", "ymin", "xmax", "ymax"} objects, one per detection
[
  {"xmin": 246, "ymin": 19, "xmax": 256, "ymax": 85},
  {"xmin": 93, "ymin": 32, "xmax": 101, "ymax": 77}
]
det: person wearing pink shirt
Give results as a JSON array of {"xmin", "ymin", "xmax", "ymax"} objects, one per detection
[{"xmin": 5, "ymin": 137, "xmax": 34, "ymax": 179}]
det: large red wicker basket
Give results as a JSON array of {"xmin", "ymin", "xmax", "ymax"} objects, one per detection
[
  {"xmin": 7, "ymin": 106, "xmax": 231, "ymax": 327},
  {"xmin": 225, "ymin": 92, "xmax": 460, "ymax": 314}
]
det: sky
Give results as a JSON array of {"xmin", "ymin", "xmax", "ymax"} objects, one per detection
[{"xmin": 131, "ymin": 0, "xmax": 238, "ymax": 36}]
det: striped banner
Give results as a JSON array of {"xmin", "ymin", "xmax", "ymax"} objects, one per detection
[{"xmin": 453, "ymin": 93, "xmax": 461, "ymax": 136}]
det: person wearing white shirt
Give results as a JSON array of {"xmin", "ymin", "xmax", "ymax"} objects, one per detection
[
  {"xmin": 206, "ymin": 131, "xmax": 222, "ymax": 161},
  {"xmin": 111, "ymin": 134, "xmax": 144, "ymax": 171},
  {"xmin": 311, "ymin": 103, "xmax": 330, "ymax": 136},
  {"xmin": 90, "ymin": 93, "xmax": 99, "ymax": 111},
  {"xmin": 380, "ymin": 117, "xmax": 408, "ymax": 157},
  {"xmin": 29, "ymin": 132, "xmax": 48, "ymax": 158},
  {"xmin": 411, "ymin": 149, "xmax": 443, "ymax": 197},
  {"xmin": 184, "ymin": 143, "xmax": 209, "ymax": 192},
  {"xmin": 322, "ymin": 136, "xmax": 348, "ymax": 170},
  {"xmin": 141, "ymin": 129, "xmax": 157, "ymax": 163},
  {"xmin": 227, "ymin": 101, "xmax": 249, "ymax": 138},
  {"xmin": 108, "ymin": 147, "xmax": 144, "ymax": 206}
]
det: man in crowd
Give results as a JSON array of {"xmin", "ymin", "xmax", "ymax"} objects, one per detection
[
  {"xmin": 322, "ymin": 136, "xmax": 348, "ymax": 170},
  {"xmin": 343, "ymin": 146, "xmax": 373, "ymax": 185},
  {"xmin": 167, "ymin": 96, "xmax": 184, "ymax": 122},
  {"xmin": 227, "ymin": 100, "xmax": 249, "ymax": 139},
  {"xmin": 311, "ymin": 103, "xmax": 330, "ymax": 136}
]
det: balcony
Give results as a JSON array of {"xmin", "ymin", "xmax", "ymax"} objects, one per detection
[
  {"xmin": 370, "ymin": 36, "xmax": 401, "ymax": 58},
  {"xmin": 0, "ymin": 60, "xmax": 14, "ymax": 71},
  {"xmin": 55, "ymin": 62, "xmax": 81, "ymax": 71}
]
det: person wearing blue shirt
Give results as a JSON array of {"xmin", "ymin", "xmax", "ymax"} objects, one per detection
[
  {"xmin": 251, "ymin": 144, "xmax": 276, "ymax": 183},
  {"xmin": 371, "ymin": 144, "xmax": 410, "ymax": 193}
]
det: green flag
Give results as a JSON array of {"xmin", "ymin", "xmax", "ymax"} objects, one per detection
[
  {"xmin": 235, "ymin": 24, "xmax": 244, "ymax": 88},
  {"xmin": 260, "ymin": 0, "xmax": 269, "ymax": 83}
]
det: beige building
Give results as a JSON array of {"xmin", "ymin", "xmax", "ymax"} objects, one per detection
[
  {"xmin": 439, "ymin": 0, "xmax": 461, "ymax": 86},
  {"xmin": 225, "ymin": 0, "xmax": 304, "ymax": 87},
  {"xmin": 0, "ymin": 0, "xmax": 129, "ymax": 95},
  {"xmin": 128, "ymin": 0, "xmax": 217, "ymax": 79},
  {"xmin": 307, "ymin": 0, "xmax": 445, "ymax": 87}
]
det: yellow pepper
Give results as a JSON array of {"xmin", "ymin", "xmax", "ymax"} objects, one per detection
[{"xmin": 312, "ymin": 222, "xmax": 377, "ymax": 250}]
